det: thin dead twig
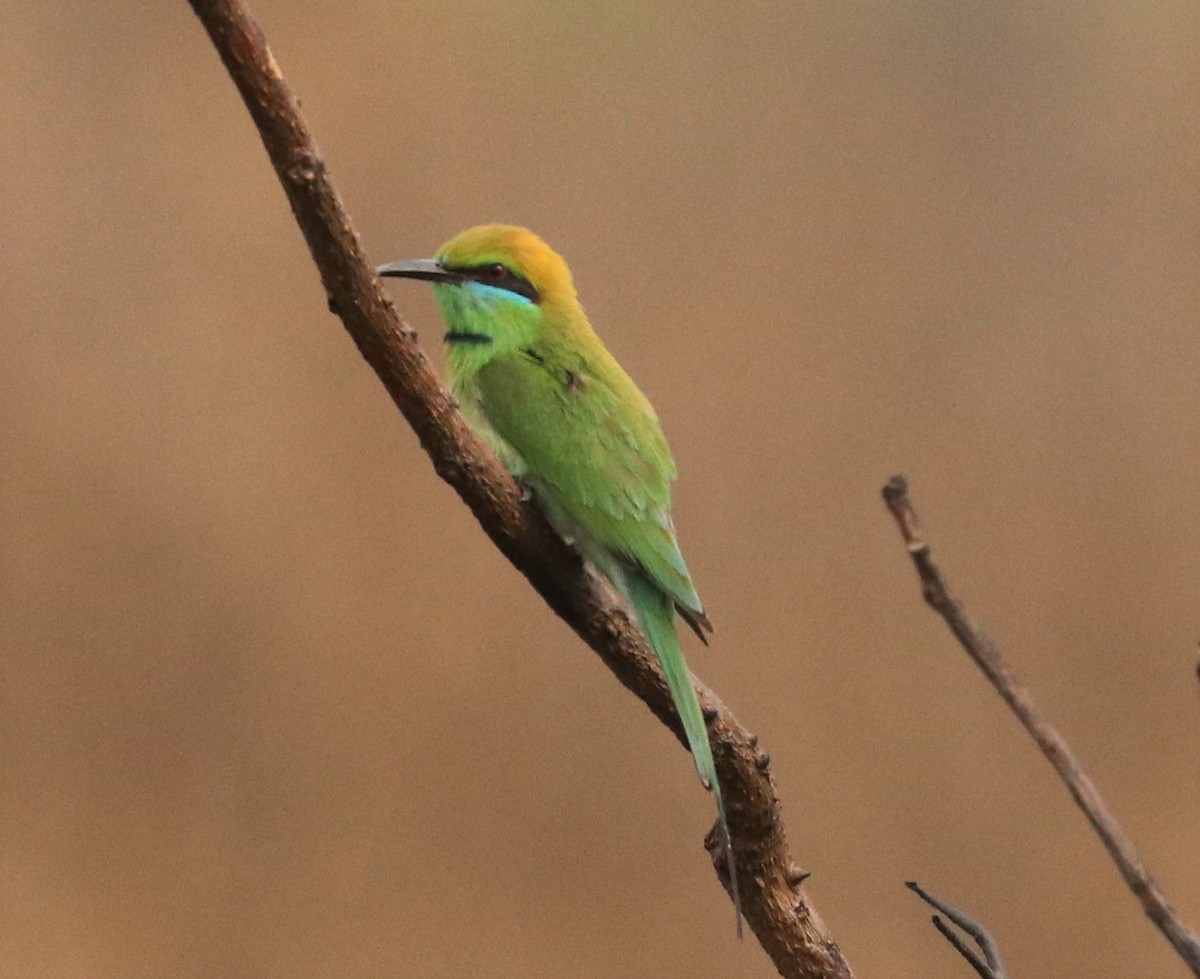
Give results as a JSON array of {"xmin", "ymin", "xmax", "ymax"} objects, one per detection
[{"xmin": 884, "ymin": 475, "xmax": 1200, "ymax": 976}]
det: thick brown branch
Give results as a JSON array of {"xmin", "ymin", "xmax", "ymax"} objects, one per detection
[
  {"xmin": 185, "ymin": 2, "xmax": 853, "ymax": 975},
  {"xmin": 884, "ymin": 475, "xmax": 1200, "ymax": 976}
]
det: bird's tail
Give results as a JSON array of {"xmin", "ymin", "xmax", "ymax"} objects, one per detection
[{"xmin": 624, "ymin": 569, "xmax": 742, "ymax": 937}]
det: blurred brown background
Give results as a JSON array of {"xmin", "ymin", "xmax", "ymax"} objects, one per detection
[{"xmin": 3, "ymin": 2, "xmax": 1198, "ymax": 976}]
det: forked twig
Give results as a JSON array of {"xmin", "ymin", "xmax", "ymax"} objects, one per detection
[
  {"xmin": 907, "ymin": 881, "xmax": 1006, "ymax": 979},
  {"xmin": 884, "ymin": 475, "xmax": 1200, "ymax": 976}
]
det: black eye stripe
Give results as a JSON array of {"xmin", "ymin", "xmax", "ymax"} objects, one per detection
[{"xmin": 444, "ymin": 262, "xmax": 541, "ymax": 303}]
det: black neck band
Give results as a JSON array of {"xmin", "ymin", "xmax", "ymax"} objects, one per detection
[{"xmin": 445, "ymin": 331, "xmax": 493, "ymax": 345}]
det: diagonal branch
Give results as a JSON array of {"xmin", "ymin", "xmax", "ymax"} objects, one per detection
[
  {"xmin": 883, "ymin": 475, "xmax": 1200, "ymax": 976},
  {"xmin": 185, "ymin": 2, "xmax": 853, "ymax": 975}
]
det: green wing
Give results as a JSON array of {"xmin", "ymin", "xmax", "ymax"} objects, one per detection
[{"xmin": 475, "ymin": 344, "xmax": 704, "ymax": 617}]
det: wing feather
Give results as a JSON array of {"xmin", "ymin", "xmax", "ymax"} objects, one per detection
[{"xmin": 476, "ymin": 345, "xmax": 707, "ymax": 620}]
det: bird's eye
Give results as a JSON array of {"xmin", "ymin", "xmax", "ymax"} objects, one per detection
[{"xmin": 462, "ymin": 261, "xmax": 540, "ymax": 303}]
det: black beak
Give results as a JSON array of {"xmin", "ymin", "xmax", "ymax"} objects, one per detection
[{"xmin": 376, "ymin": 258, "xmax": 464, "ymax": 284}]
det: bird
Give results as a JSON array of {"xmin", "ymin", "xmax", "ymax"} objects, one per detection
[{"xmin": 378, "ymin": 224, "xmax": 740, "ymax": 932}]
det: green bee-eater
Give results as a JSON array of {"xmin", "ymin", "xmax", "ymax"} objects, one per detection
[{"xmin": 379, "ymin": 225, "xmax": 740, "ymax": 930}]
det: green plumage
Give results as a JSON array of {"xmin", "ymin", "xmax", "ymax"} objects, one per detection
[
  {"xmin": 378, "ymin": 224, "xmax": 740, "ymax": 933},
  {"xmin": 461, "ymin": 326, "xmax": 702, "ymax": 614}
]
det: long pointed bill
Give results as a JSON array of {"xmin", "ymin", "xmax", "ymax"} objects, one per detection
[{"xmin": 376, "ymin": 258, "xmax": 464, "ymax": 284}]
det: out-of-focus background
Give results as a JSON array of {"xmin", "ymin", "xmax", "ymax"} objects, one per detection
[{"xmin": 3, "ymin": 3, "xmax": 1198, "ymax": 976}]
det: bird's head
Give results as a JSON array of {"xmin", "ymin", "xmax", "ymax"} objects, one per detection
[{"xmin": 378, "ymin": 225, "xmax": 579, "ymax": 353}]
